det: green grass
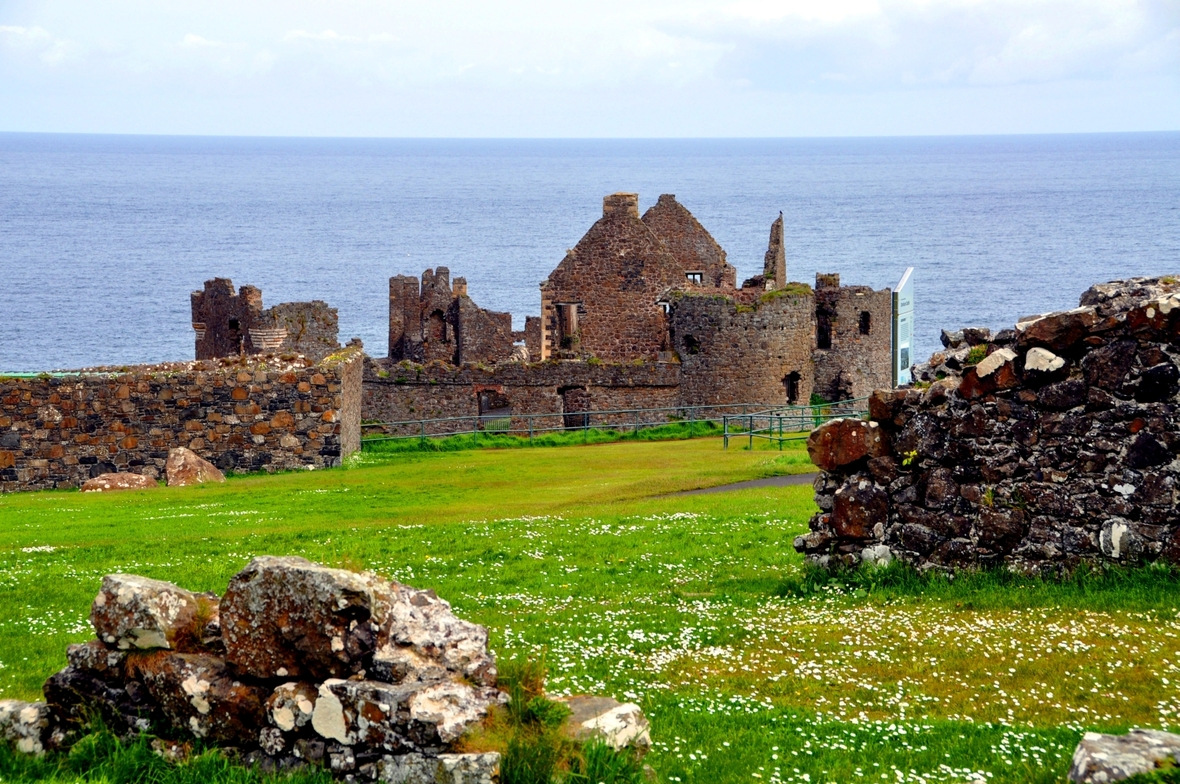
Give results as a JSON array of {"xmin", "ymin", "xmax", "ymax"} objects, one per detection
[
  {"xmin": 360, "ymin": 420, "xmax": 735, "ymax": 453},
  {"xmin": 1, "ymin": 436, "xmax": 1178, "ymax": 783}
]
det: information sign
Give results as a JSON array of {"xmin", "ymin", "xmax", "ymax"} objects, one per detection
[{"xmin": 892, "ymin": 267, "xmax": 914, "ymax": 387}]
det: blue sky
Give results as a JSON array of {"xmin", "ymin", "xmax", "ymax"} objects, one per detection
[{"xmin": 1, "ymin": 0, "xmax": 1178, "ymax": 136}]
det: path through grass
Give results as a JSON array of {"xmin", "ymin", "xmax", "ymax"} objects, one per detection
[{"xmin": 1, "ymin": 436, "xmax": 1178, "ymax": 783}]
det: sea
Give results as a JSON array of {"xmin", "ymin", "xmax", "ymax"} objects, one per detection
[{"xmin": 2, "ymin": 132, "xmax": 1178, "ymax": 372}]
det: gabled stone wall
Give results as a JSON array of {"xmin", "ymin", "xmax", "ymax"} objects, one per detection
[
  {"xmin": 0, "ymin": 347, "xmax": 363, "ymax": 493},
  {"xmin": 797, "ymin": 276, "xmax": 1180, "ymax": 573}
]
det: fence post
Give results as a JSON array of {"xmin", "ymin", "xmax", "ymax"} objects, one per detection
[
  {"xmin": 688, "ymin": 407, "xmax": 694, "ymax": 438},
  {"xmin": 419, "ymin": 420, "xmax": 425, "ymax": 447},
  {"xmin": 748, "ymin": 415, "xmax": 753, "ymax": 450},
  {"xmin": 474, "ymin": 416, "xmax": 479, "ymax": 444},
  {"xmin": 634, "ymin": 409, "xmax": 639, "ymax": 435},
  {"xmin": 723, "ymin": 415, "xmax": 728, "ymax": 449},
  {"xmin": 583, "ymin": 412, "xmax": 588, "ymax": 443},
  {"xmin": 528, "ymin": 416, "xmax": 533, "ymax": 441}
]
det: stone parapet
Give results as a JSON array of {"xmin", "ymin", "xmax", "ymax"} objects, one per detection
[{"xmin": 0, "ymin": 346, "xmax": 363, "ymax": 493}]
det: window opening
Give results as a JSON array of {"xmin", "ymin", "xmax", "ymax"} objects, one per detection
[
  {"xmin": 685, "ymin": 272, "xmax": 703, "ymax": 284},
  {"xmin": 859, "ymin": 311, "xmax": 871, "ymax": 335},
  {"xmin": 784, "ymin": 372, "xmax": 801, "ymax": 405}
]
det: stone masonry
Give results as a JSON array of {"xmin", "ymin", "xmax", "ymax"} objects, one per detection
[
  {"xmin": 0, "ymin": 346, "xmax": 363, "ymax": 493},
  {"xmin": 797, "ymin": 276, "xmax": 1180, "ymax": 573}
]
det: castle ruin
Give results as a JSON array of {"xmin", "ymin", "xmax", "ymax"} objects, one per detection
[
  {"xmin": 366, "ymin": 193, "xmax": 895, "ymax": 424},
  {"xmin": 191, "ymin": 279, "xmax": 341, "ymax": 363}
]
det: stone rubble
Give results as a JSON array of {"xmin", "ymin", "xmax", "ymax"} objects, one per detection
[
  {"xmin": 798, "ymin": 276, "xmax": 1180, "ymax": 572},
  {"xmin": 5, "ymin": 557, "xmax": 515, "ymax": 782},
  {"xmin": 1069, "ymin": 728, "xmax": 1180, "ymax": 782},
  {"xmin": 556, "ymin": 695, "xmax": 652, "ymax": 751}
]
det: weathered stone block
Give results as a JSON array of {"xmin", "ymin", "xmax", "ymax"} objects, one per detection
[
  {"xmin": 831, "ymin": 479, "xmax": 888, "ymax": 540},
  {"xmin": 80, "ymin": 473, "xmax": 155, "ymax": 493},
  {"xmin": 91, "ymin": 574, "xmax": 213, "ymax": 651},
  {"xmin": 135, "ymin": 652, "xmax": 269, "ymax": 743},
  {"xmin": 807, "ymin": 418, "xmax": 886, "ymax": 472},
  {"xmin": 1069, "ymin": 728, "xmax": 1180, "ymax": 783},
  {"xmin": 221, "ymin": 556, "xmax": 394, "ymax": 681}
]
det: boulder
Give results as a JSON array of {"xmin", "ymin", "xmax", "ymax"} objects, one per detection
[
  {"xmin": 1016, "ymin": 307, "xmax": 1099, "ymax": 351},
  {"xmin": 135, "ymin": 652, "xmax": 269, "ymax": 744},
  {"xmin": 220, "ymin": 556, "xmax": 396, "ymax": 680},
  {"xmin": 1069, "ymin": 728, "xmax": 1180, "ymax": 782},
  {"xmin": 378, "ymin": 584, "xmax": 498, "ymax": 687},
  {"xmin": 807, "ymin": 418, "xmax": 887, "ymax": 472},
  {"xmin": 91, "ymin": 574, "xmax": 216, "ymax": 651},
  {"xmin": 1039, "ymin": 379, "xmax": 1088, "ymax": 411},
  {"xmin": 1082, "ymin": 340, "xmax": 1137, "ymax": 391},
  {"xmin": 0, "ymin": 700, "xmax": 49, "ymax": 755},
  {"xmin": 959, "ymin": 348, "xmax": 1019, "ymax": 399},
  {"xmin": 311, "ymin": 678, "xmax": 503, "ymax": 751},
  {"xmin": 557, "ymin": 695, "xmax": 651, "ymax": 751},
  {"xmin": 80, "ymin": 473, "xmax": 155, "ymax": 493},
  {"xmin": 376, "ymin": 752, "xmax": 501, "ymax": 784},
  {"xmin": 165, "ymin": 447, "xmax": 226, "ymax": 487}
]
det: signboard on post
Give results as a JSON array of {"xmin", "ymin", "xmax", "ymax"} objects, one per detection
[{"xmin": 892, "ymin": 267, "xmax": 914, "ymax": 387}]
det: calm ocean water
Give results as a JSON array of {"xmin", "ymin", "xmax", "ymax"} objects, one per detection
[{"xmin": 2, "ymin": 132, "xmax": 1178, "ymax": 372}]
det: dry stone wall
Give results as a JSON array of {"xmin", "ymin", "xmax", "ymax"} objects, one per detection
[
  {"xmin": 0, "ymin": 347, "xmax": 363, "ymax": 493},
  {"xmin": 797, "ymin": 277, "xmax": 1180, "ymax": 573}
]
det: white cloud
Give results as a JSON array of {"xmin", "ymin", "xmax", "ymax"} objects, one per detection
[
  {"xmin": 181, "ymin": 34, "xmax": 226, "ymax": 49},
  {"xmin": 0, "ymin": 0, "xmax": 1176, "ymax": 135}
]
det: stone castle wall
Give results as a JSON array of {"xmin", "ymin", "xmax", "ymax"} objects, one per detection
[
  {"xmin": 0, "ymin": 347, "xmax": 363, "ymax": 493},
  {"xmin": 669, "ymin": 288, "xmax": 817, "ymax": 407},
  {"xmin": 812, "ymin": 275, "xmax": 894, "ymax": 401},
  {"xmin": 797, "ymin": 277, "xmax": 1180, "ymax": 573},
  {"xmin": 362, "ymin": 360, "xmax": 681, "ymax": 435}
]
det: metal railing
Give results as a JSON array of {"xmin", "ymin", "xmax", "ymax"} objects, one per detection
[
  {"xmin": 722, "ymin": 397, "xmax": 870, "ymax": 450},
  {"xmin": 361, "ymin": 402, "xmax": 773, "ymax": 448}
]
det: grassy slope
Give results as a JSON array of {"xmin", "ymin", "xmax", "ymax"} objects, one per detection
[{"xmin": 1, "ymin": 437, "xmax": 1178, "ymax": 783}]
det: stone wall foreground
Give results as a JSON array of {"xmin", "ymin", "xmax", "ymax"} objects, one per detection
[
  {"xmin": 1, "ymin": 346, "xmax": 363, "ymax": 493},
  {"xmin": 798, "ymin": 276, "xmax": 1180, "ymax": 573}
]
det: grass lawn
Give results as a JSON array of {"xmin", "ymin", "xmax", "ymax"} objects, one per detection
[{"xmin": 1, "ymin": 436, "xmax": 1178, "ymax": 783}]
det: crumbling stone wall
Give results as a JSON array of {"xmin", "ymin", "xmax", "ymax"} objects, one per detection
[
  {"xmin": 669, "ymin": 287, "xmax": 817, "ymax": 407},
  {"xmin": 191, "ymin": 279, "xmax": 340, "ymax": 363},
  {"xmin": 797, "ymin": 276, "xmax": 1180, "ymax": 573},
  {"xmin": 812, "ymin": 273, "xmax": 894, "ymax": 401},
  {"xmin": 0, "ymin": 347, "xmax": 364, "ymax": 493},
  {"xmin": 388, "ymin": 268, "xmax": 516, "ymax": 366}
]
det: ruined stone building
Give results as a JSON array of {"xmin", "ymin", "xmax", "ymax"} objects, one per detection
[
  {"xmin": 388, "ymin": 267, "xmax": 521, "ymax": 366},
  {"xmin": 191, "ymin": 279, "xmax": 341, "ymax": 363},
  {"xmin": 365, "ymin": 193, "xmax": 896, "ymax": 424}
]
